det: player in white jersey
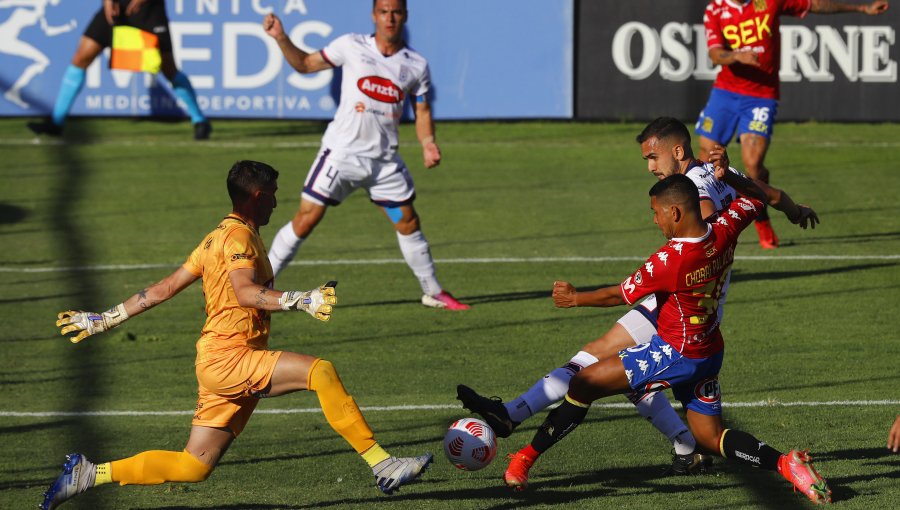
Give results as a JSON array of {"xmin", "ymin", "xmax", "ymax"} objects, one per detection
[
  {"xmin": 458, "ymin": 117, "xmax": 819, "ymax": 474},
  {"xmin": 263, "ymin": 0, "xmax": 468, "ymax": 310}
]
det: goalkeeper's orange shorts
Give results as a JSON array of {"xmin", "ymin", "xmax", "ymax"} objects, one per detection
[{"xmin": 192, "ymin": 347, "xmax": 283, "ymax": 436}]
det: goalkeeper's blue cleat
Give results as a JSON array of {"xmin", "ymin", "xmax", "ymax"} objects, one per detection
[
  {"xmin": 373, "ymin": 453, "xmax": 433, "ymax": 495},
  {"xmin": 40, "ymin": 453, "xmax": 95, "ymax": 510}
]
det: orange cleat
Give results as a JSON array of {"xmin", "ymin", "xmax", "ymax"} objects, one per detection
[
  {"xmin": 504, "ymin": 451, "xmax": 536, "ymax": 491},
  {"xmin": 755, "ymin": 219, "xmax": 779, "ymax": 249},
  {"xmin": 778, "ymin": 449, "xmax": 832, "ymax": 505}
]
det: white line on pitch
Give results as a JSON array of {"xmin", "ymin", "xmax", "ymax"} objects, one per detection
[
  {"xmin": 4, "ymin": 400, "xmax": 899, "ymax": 418},
  {"xmin": 1, "ymin": 255, "xmax": 898, "ymax": 274}
]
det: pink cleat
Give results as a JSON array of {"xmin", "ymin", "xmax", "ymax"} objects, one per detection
[
  {"xmin": 778, "ymin": 449, "xmax": 832, "ymax": 505},
  {"xmin": 421, "ymin": 291, "xmax": 470, "ymax": 310}
]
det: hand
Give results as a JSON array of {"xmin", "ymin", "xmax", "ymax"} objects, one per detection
[
  {"xmin": 552, "ymin": 281, "xmax": 578, "ymax": 308},
  {"xmin": 125, "ymin": 0, "xmax": 148, "ymax": 16},
  {"xmin": 864, "ymin": 0, "xmax": 889, "ymax": 15},
  {"xmin": 707, "ymin": 144, "xmax": 730, "ymax": 180},
  {"xmin": 279, "ymin": 283, "xmax": 337, "ymax": 321},
  {"xmin": 889, "ymin": 415, "xmax": 900, "ymax": 453},
  {"xmin": 734, "ymin": 51, "xmax": 760, "ymax": 67},
  {"xmin": 56, "ymin": 307, "xmax": 126, "ymax": 343},
  {"xmin": 423, "ymin": 141, "xmax": 441, "ymax": 168},
  {"xmin": 791, "ymin": 205, "xmax": 819, "ymax": 229},
  {"xmin": 104, "ymin": 0, "xmax": 119, "ymax": 25},
  {"xmin": 263, "ymin": 13, "xmax": 285, "ymax": 39}
]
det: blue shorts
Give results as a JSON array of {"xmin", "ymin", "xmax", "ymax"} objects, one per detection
[
  {"xmin": 619, "ymin": 335, "xmax": 723, "ymax": 416},
  {"xmin": 696, "ymin": 88, "xmax": 779, "ymax": 144}
]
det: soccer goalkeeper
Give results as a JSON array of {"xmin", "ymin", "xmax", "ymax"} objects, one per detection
[{"xmin": 39, "ymin": 160, "xmax": 431, "ymax": 510}]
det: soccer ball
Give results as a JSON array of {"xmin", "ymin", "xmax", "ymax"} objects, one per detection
[{"xmin": 443, "ymin": 418, "xmax": 497, "ymax": 471}]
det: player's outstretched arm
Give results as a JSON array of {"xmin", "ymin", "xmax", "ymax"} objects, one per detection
[
  {"xmin": 229, "ymin": 268, "xmax": 336, "ymax": 321},
  {"xmin": 810, "ymin": 0, "xmax": 889, "ymax": 14},
  {"xmin": 553, "ymin": 281, "xmax": 625, "ymax": 308},
  {"xmin": 415, "ymin": 101, "xmax": 441, "ymax": 168},
  {"xmin": 56, "ymin": 266, "xmax": 199, "ymax": 343},
  {"xmin": 263, "ymin": 13, "xmax": 332, "ymax": 74},
  {"xmin": 889, "ymin": 415, "xmax": 900, "ymax": 452}
]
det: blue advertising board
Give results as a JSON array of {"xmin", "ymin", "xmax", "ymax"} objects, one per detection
[{"xmin": 0, "ymin": 0, "xmax": 574, "ymax": 120}]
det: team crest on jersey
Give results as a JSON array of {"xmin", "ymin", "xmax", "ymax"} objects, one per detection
[
  {"xmin": 358, "ymin": 76, "xmax": 404, "ymax": 103},
  {"xmin": 702, "ymin": 117, "xmax": 714, "ymax": 133},
  {"xmin": 753, "ymin": 0, "xmax": 768, "ymax": 12},
  {"xmin": 399, "ymin": 65, "xmax": 411, "ymax": 83},
  {"xmin": 693, "ymin": 376, "xmax": 721, "ymax": 404}
]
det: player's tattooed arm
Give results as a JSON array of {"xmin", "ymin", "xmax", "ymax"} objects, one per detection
[
  {"xmin": 121, "ymin": 267, "xmax": 199, "ymax": 317},
  {"xmin": 708, "ymin": 47, "xmax": 760, "ymax": 67},
  {"xmin": 254, "ymin": 288, "xmax": 271, "ymax": 307},
  {"xmin": 810, "ymin": 0, "xmax": 889, "ymax": 14}
]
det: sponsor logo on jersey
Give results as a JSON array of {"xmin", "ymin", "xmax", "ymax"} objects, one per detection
[
  {"xmin": 644, "ymin": 261, "xmax": 655, "ymax": 277},
  {"xmin": 672, "ymin": 242, "xmax": 684, "ymax": 255},
  {"xmin": 358, "ymin": 76, "xmax": 404, "ymax": 103},
  {"xmin": 728, "ymin": 209, "xmax": 740, "ymax": 220},
  {"xmin": 651, "ymin": 350, "xmax": 663, "ymax": 363},
  {"xmin": 722, "ymin": 14, "xmax": 772, "ymax": 49},
  {"xmin": 661, "ymin": 344, "xmax": 674, "ymax": 358},
  {"xmin": 625, "ymin": 369, "xmax": 634, "ymax": 383},
  {"xmin": 231, "ymin": 253, "xmax": 253, "ymax": 261},
  {"xmin": 637, "ymin": 359, "xmax": 649, "ymax": 374},
  {"xmin": 693, "ymin": 376, "xmax": 721, "ymax": 404}
]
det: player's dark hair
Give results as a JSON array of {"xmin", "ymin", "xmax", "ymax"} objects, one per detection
[
  {"xmin": 227, "ymin": 160, "xmax": 279, "ymax": 206},
  {"xmin": 373, "ymin": 0, "xmax": 407, "ymax": 9},
  {"xmin": 636, "ymin": 117, "xmax": 692, "ymax": 147},
  {"xmin": 649, "ymin": 173, "xmax": 701, "ymax": 216}
]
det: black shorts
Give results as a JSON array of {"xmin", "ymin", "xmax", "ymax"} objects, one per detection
[{"xmin": 83, "ymin": 0, "xmax": 173, "ymax": 52}]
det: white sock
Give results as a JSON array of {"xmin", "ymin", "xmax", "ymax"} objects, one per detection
[
  {"xmin": 505, "ymin": 351, "xmax": 600, "ymax": 423},
  {"xmin": 268, "ymin": 222, "xmax": 304, "ymax": 277},
  {"xmin": 396, "ymin": 230, "xmax": 441, "ymax": 296},
  {"xmin": 633, "ymin": 392, "xmax": 696, "ymax": 455}
]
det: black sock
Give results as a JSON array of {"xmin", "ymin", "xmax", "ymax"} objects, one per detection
[
  {"xmin": 531, "ymin": 398, "xmax": 589, "ymax": 453},
  {"xmin": 721, "ymin": 429, "xmax": 782, "ymax": 471},
  {"xmin": 757, "ymin": 204, "xmax": 771, "ymax": 222}
]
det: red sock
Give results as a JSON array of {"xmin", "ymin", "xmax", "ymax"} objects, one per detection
[{"xmin": 519, "ymin": 444, "xmax": 540, "ymax": 460}]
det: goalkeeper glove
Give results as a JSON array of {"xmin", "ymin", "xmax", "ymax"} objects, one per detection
[
  {"xmin": 56, "ymin": 304, "xmax": 129, "ymax": 343},
  {"xmin": 279, "ymin": 282, "xmax": 337, "ymax": 321}
]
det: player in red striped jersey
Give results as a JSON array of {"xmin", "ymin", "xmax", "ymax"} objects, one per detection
[
  {"xmin": 696, "ymin": 0, "xmax": 888, "ymax": 248},
  {"xmin": 503, "ymin": 174, "xmax": 831, "ymax": 504}
]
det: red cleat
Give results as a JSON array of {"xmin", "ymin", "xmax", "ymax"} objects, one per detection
[
  {"xmin": 755, "ymin": 219, "xmax": 779, "ymax": 249},
  {"xmin": 778, "ymin": 449, "xmax": 832, "ymax": 505},
  {"xmin": 504, "ymin": 451, "xmax": 536, "ymax": 491},
  {"xmin": 421, "ymin": 291, "xmax": 470, "ymax": 310}
]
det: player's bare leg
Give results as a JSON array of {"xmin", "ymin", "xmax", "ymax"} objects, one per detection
[
  {"xmin": 686, "ymin": 410, "xmax": 831, "ymax": 504},
  {"xmin": 268, "ymin": 199, "xmax": 327, "ymax": 277},
  {"xmin": 739, "ymin": 133, "xmax": 778, "ymax": 248},
  {"xmin": 385, "ymin": 203, "xmax": 468, "ymax": 310}
]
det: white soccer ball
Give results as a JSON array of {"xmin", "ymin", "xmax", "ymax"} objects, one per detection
[{"xmin": 443, "ymin": 418, "xmax": 497, "ymax": 471}]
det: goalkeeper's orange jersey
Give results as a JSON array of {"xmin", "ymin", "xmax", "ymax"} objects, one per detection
[{"xmin": 183, "ymin": 215, "xmax": 274, "ymax": 364}]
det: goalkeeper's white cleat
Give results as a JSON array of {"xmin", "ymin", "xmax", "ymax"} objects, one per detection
[
  {"xmin": 40, "ymin": 453, "xmax": 96, "ymax": 510},
  {"xmin": 372, "ymin": 453, "xmax": 433, "ymax": 495}
]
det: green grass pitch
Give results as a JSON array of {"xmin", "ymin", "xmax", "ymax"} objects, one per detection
[{"xmin": 0, "ymin": 118, "xmax": 899, "ymax": 509}]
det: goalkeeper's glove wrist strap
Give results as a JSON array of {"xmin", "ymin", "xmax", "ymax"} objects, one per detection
[{"xmin": 101, "ymin": 303, "xmax": 129, "ymax": 329}]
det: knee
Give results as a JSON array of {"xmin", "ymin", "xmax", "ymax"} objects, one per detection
[
  {"xmin": 307, "ymin": 358, "xmax": 339, "ymax": 391},
  {"xmin": 394, "ymin": 216, "xmax": 419, "ymax": 235},
  {"xmin": 179, "ymin": 451, "xmax": 215, "ymax": 482}
]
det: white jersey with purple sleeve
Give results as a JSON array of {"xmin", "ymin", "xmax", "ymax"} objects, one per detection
[{"xmin": 319, "ymin": 34, "xmax": 431, "ymax": 160}]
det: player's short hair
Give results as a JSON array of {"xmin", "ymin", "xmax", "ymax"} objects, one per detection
[
  {"xmin": 649, "ymin": 173, "xmax": 700, "ymax": 216},
  {"xmin": 227, "ymin": 160, "xmax": 279, "ymax": 206},
  {"xmin": 373, "ymin": 0, "xmax": 407, "ymax": 9},
  {"xmin": 636, "ymin": 117, "xmax": 692, "ymax": 147}
]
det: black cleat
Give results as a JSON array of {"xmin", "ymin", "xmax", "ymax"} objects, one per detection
[
  {"xmin": 664, "ymin": 450, "xmax": 714, "ymax": 476},
  {"xmin": 193, "ymin": 120, "xmax": 212, "ymax": 140},
  {"xmin": 27, "ymin": 119, "xmax": 63, "ymax": 137},
  {"xmin": 456, "ymin": 384, "xmax": 518, "ymax": 438}
]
